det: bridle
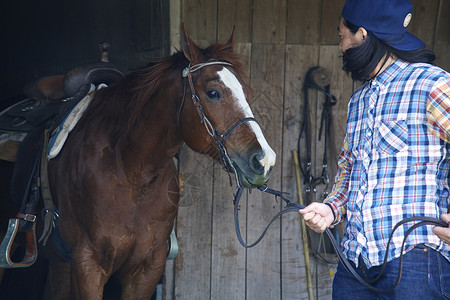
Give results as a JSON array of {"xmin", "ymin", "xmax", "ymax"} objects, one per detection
[
  {"xmin": 181, "ymin": 61, "xmax": 258, "ymax": 187},
  {"xmin": 180, "ymin": 60, "xmax": 449, "ymax": 294},
  {"xmin": 298, "ymin": 66, "xmax": 337, "ymax": 198}
]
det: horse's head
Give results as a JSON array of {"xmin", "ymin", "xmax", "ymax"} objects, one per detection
[{"xmin": 178, "ymin": 25, "xmax": 276, "ymax": 188}]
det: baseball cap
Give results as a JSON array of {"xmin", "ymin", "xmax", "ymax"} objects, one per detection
[{"xmin": 342, "ymin": 0, "xmax": 424, "ymax": 51}]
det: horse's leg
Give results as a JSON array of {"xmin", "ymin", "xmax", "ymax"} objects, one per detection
[
  {"xmin": 44, "ymin": 259, "xmax": 71, "ymax": 300},
  {"xmin": 120, "ymin": 248, "xmax": 167, "ymax": 299},
  {"xmin": 69, "ymin": 246, "xmax": 110, "ymax": 300}
]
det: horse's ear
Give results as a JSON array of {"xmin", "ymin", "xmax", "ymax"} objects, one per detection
[
  {"xmin": 181, "ymin": 23, "xmax": 203, "ymax": 64},
  {"xmin": 224, "ymin": 26, "xmax": 236, "ymax": 51}
]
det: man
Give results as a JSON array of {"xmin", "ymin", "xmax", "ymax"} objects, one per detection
[{"xmin": 299, "ymin": 0, "xmax": 450, "ymax": 298}]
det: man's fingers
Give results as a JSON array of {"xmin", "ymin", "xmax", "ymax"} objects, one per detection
[
  {"xmin": 311, "ymin": 213, "xmax": 322, "ymax": 224},
  {"xmin": 441, "ymin": 214, "xmax": 450, "ymax": 222},
  {"xmin": 433, "ymin": 226, "xmax": 450, "ymax": 244},
  {"xmin": 302, "ymin": 211, "xmax": 315, "ymax": 221}
]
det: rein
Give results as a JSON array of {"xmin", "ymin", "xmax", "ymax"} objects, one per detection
[
  {"xmin": 233, "ymin": 184, "xmax": 449, "ymax": 293},
  {"xmin": 181, "ymin": 61, "xmax": 258, "ymax": 184}
]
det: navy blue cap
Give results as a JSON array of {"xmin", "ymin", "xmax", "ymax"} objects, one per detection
[{"xmin": 342, "ymin": 0, "xmax": 424, "ymax": 51}]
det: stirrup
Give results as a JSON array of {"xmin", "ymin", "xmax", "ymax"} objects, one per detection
[
  {"xmin": 166, "ymin": 227, "xmax": 178, "ymax": 260},
  {"xmin": 0, "ymin": 217, "xmax": 38, "ymax": 268}
]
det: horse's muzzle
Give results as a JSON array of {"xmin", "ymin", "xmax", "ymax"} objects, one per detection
[{"xmin": 232, "ymin": 150, "xmax": 275, "ymax": 188}]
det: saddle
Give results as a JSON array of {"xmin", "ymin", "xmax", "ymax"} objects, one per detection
[{"xmin": 0, "ymin": 44, "xmax": 125, "ymax": 268}]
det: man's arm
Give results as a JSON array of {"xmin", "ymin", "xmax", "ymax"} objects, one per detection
[{"xmin": 300, "ymin": 135, "xmax": 352, "ymax": 232}]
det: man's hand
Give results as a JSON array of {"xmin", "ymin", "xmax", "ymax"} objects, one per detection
[
  {"xmin": 432, "ymin": 213, "xmax": 450, "ymax": 245},
  {"xmin": 299, "ymin": 202, "xmax": 335, "ymax": 233}
]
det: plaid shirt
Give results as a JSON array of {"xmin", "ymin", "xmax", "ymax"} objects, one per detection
[{"xmin": 326, "ymin": 59, "xmax": 450, "ymax": 268}]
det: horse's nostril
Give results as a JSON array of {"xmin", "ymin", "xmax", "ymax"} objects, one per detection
[{"xmin": 251, "ymin": 153, "xmax": 264, "ymax": 174}]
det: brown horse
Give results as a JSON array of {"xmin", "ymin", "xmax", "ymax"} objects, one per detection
[{"xmin": 36, "ymin": 26, "xmax": 276, "ymax": 299}]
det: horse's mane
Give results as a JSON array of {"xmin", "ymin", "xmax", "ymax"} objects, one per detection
[
  {"xmin": 82, "ymin": 40, "xmax": 247, "ymax": 147},
  {"xmin": 130, "ymin": 40, "xmax": 247, "ymax": 103}
]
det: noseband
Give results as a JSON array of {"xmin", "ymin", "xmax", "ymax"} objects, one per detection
[{"xmin": 181, "ymin": 61, "xmax": 258, "ymax": 187}]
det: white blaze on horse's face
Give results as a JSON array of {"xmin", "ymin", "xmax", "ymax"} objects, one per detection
[{"xmin": 217, "ymin": 67, "xmax": 276, "ymax": 177}]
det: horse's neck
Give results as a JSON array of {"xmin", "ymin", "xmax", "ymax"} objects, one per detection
[{"xmin": 117, "ymin": 82, "xmax": 184, "ymax": 172}]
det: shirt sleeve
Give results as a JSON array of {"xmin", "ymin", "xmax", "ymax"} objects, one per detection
[
  {"xmin": 426, "ymin": 77, "xmax": 450, "ymax": 143},
  {"xmin": 324, "ymin": 134, "xmax": 352, "ymax": 225}
]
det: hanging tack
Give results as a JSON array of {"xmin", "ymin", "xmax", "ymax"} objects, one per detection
[{"xmin": 309, "ymin": 67, "xmax": 331, "ymax": 88}]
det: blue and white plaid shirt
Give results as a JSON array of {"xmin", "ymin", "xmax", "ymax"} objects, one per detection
[{"xmin": 326, "ymin": 59, "xmax": 450, "ymax": 268}]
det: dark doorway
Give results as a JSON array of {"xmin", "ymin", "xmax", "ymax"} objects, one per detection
[{"xmin": 0, "ymin": 0, "xmax": 170, "ymax": 105}]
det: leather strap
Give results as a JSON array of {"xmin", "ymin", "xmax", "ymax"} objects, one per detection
[
  {"xmin": 16, "ymin": 213, "xmax": 36, "ymax": 222},
  {"xmin": 39, "ymin": 129, "xmax": 57, "ymax": 246}
]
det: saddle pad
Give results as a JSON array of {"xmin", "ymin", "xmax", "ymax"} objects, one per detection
[
  {"xmin": 48, "ymin": 84, "xmax": 103, "ymax": 159},
  {"xmin": 0, "ymin": 130, "xmax": 28, "ymax": 161},
  {"xmin": 0, "ymin": 130, "xmax": 27, "ymax": 144}
]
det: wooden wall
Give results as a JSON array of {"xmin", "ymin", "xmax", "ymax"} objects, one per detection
[{"xmin": 166, "ymin": 0, "xmax": 450, "ymax": 299}]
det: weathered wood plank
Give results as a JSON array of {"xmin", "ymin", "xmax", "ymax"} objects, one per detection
[
  {"xmin": 164, "ymin": 259, "xmax": 175, "ymax": 300},
  {"xmin": 252, "ymin": 0, "xmax": 287, "ymax": 44},
  {"xmin": 174, "ymin": 146, "xmax": 214, "ymax": 299},
  {"xmin": 210, "ymin": 162, "xmax": 246, "ymax": 299},
  {"xmin": 281, "ymin": 44, "xmax": 320, "ymax": 299},
  {"xmin": 169, "ymin": 0, "xmax": 182, "ymax": 53},
  {"xmin": 181, "ymin": 0, "xmax": 217, "ymax": 41},
  {"xmin": 286, "ymin": 0, "xmax": 322, "ymax": 45},
  {"xmin": 434, "ymin": 0, "xmax": 450, "ymax": 71},
  {"xmin": 409, "ymin": 0, "xmax": 439, "ymax": 48},
  {"xmin": 218, "ymin": 0, "xmax": 252, "ymax": 43},
  {"xmin": 320, "ymin": 0, "xmax": 347, "ymax": 45},
  {"xmin": 246, "ymin": 43, "xmax": 285, "ymax": 299},
  {"xmin": 234, "ymin": 43, "xmax": 252, "ymax": 77}
]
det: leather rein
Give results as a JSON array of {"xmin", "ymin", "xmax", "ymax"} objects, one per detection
[
  {"xmin": 180, "ymin": 61, "xmax": 449, "ymax": 293},
  {"xmin": 233, "ymin": 185, "xmax": 448, "ymax": 293}
]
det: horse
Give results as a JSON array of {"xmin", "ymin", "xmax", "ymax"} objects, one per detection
[{"xmin": 0, "ymin": 25, "xmax": 276, "ymax": 299}]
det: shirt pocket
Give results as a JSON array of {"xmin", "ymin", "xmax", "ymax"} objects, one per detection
[{"xmin": 375, "ymin": 120, "xmax": 409, "ymax": 154}]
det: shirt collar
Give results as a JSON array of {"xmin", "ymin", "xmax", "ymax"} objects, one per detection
[{"xmin": 371, "ymin": 59, "xmax": 408, "ymax": 87}]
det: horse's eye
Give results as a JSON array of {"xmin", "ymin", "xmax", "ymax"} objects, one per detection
[{"xmin": 206, "ymin": 89, "xmax": 221, "ymax": 100}]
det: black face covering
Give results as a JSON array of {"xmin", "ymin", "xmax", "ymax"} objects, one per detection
[
  {"xmin": 342, "ymin": 48, "xmax": 369, "ymax": 82},
  {"xmin": 341, "ymin": 33, "xmax": 392, "ymax": 82},
  {"xmin": 342, "ymin": 45, "xmax": 378, "ymax": 81}
]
